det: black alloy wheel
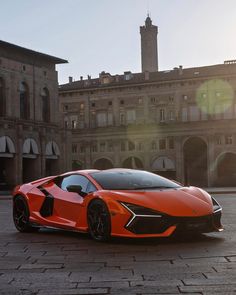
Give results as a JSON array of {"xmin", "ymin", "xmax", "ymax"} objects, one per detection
[
  {"xmin": 87, "ymin": 199, "xmax": 111, "ymax": 242},
  {"xmin": 13, "ymin": 195, "xmax": 38, "ymax": 232}
]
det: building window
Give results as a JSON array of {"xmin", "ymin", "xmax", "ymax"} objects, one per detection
[
  {"xmin": 182, "ymin": 107, "xmax": 188, "ymax": 122},
  {"xmin": 126, "ymin": 109, "xmax": 136, "ymax": 124},
  {"xmin": 41, "ymin": 87, "xmax": 50, "ymax": 122},
  {"xmin": 168, "ymin": 138, "xmax": 174, "ymax": 149},
  {"xmin": 137, "ymin": 142, "xmax": 143, "ymax": 151},
  {"xmin": 97, "ymin": 112, "xmax": 107, "ymax": 127},
  {"xmin": 100, "ymin": 142, "xmax": 106, "ymax": 152},
  {"xmin": 64, "ymin": 104, "xmax": 68, "ymax": 111},
  {"xmin": 91, "ymin": 102, "xmax": 96, "ymax": 107},
  {"xmin": 138, "ymin": 98, "xmax": 143, "ymax": 104},
  {"xmin": 80, "ymin": 103, "xmax": 84, "ymax": 110},
  {"xmin": 108, "ymin": 101, "xmax": 112, "ymax": 106},
  {"xmin": 0, "ymin": 78, "xmax": 6, "ymax": 117},
  {"xmin": 121, "ymin": 141, "xmax": 126, "ymax": 151},
  {"xmin": 72, "ymin": 120, "xmax": 77, "ymax": 129},
  {"xmin": 120, "ymin": 100, "xmax": 124, "ymax": 105},
  {"xmin": 120, "ymin": 112, "xmax": 125, "ymax": 125},
  {"xmin": 108, "ymin": 143, "xmax": 113, "ymax": 152},
  {"xmin": 78, "ymin": 114, "xmax": 85, "ymax": 129},
  {"xmin": 128, "ymin": 141, "xmax": 135, "ymax": 151},
  {"xmin": 189, "ymin": 105, "xmax": 200, "ymax": 121},
  {"xmin": 159, "ymin": 139, "xmax": 166, "ymax": 150},
  {"xmin": 64, "ymin": 120, "xmax": 69, "ymax": 129},
  {"xmin": 20, "ymin": 82, "xmax": 29, "ymax": 120},
  {"xmin": 107, "ymin": 112, "xmax": 113, "ymax": 126},
  {"xmin": 169, "ymin": 110, "xmax": 174, "ymax": 121},
  {"xmin": 91, "ymin": 144, "xmax": 97, "ymax": 152},
  {"xmin": 216, "ymin": 136, "xmax": 222, "ymax": 145},
  {"xmin": 151, "ymin": 141, "xmax": 157, "ymax": 150},
  {"xmin": 183, "ymin": 95, "xmax": 188, "ymax": 101},
  {"xmin": 225, "ymin": 135, "xmax": 233, "ymax": 145},
  {"xmin": 160, "ymin": 109, "xmax": 165, "ymax": 122},
  {"xmin": 80, "ymin": 145, "xmax": 86, "ymax": 153},
  {"xmin": 72, "ymin": 144, "xmax": 77, "ymax": 153}
]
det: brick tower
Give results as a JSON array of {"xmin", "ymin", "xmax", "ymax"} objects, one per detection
[{"xmin": 140, "ymin": 15, "xmax": 158, "ymax": 72}]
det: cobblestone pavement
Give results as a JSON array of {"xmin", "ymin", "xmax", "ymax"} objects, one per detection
[{"xmin": 0, "ymin": 194, "xmax": 235, "ymax": 295}]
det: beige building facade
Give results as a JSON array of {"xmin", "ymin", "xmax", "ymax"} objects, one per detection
[
  {"xmin": 59, "ymin": 17, "xmax": 236, "ymax": 188},
  {"xmin": 0, "ymin": 40, "xmax": 71, "ymax": 189}
]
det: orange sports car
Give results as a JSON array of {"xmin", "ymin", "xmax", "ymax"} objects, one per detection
[{"xmin": 12, "ymin": 169, "xmax": 223, "ymax": 241}]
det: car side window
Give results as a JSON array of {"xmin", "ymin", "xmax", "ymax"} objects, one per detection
[{"xmin": 60, "ymin": 174, "xmax": 96, "ymax": 194}]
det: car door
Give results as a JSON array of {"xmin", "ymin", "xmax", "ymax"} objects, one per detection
[{"xmin": 51, "ymin": 174, "xmax": 96, "ymax": 227}]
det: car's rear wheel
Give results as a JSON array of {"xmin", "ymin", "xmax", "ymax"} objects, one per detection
[
  {"xmin": 13, "ymin": 195, "xmax": 38, "ymax": 233},
  {"xmin": 87, "ymin": 199, "xmax": 111, "ymax": 242}
]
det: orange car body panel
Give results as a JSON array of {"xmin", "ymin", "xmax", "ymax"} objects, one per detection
[{"xmin": 12, "ymin": 169, "xmax": 220, "ymax": 238}]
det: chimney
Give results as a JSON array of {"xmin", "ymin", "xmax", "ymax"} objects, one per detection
[
  {"xmin": 80, "ymin": 76, "xmax": 83, "ymax": 81},
  {"xmin": 178, "ymin": 65, "xmax": 183, "ymax": 75},
  {"xmin": 69, "ymin": 76, "xmax": 73, "ymax": 84},
  {"xmin": 115, "ymin": 75, "xmax": 119, "ymax": 82}
]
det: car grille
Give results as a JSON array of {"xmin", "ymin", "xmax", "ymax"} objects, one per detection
[{"xmin": 126, "ymin": 211, "xmax": 222, "ymax": 235}]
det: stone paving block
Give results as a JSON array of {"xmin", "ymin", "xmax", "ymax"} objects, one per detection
[
  {"xmin": 19, "ymin": 263, "xmax": 64, "ymax": 269},
  {"xmin": 183, "ymin": 277, "xmax": 236, "ymax": 285},
  {"xmin": 130, "ymin": 279, "xmax": 183, "ymax": 287},
  {"xmin": 76, "ymin": 281, "xmax": 130, "ymax": 288},
  {"xmin": 179, "ymin": 285, "xmax": 236, "ymax": 292},
  {"xmin": 109, "ymin": 285, "xmax": 179, "ymax": 294},
  {"xmin": 37, "ymin": 288, "xmax": 108, "ymax": 295}
]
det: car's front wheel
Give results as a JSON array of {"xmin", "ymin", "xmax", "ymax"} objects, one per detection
[
  {"xmin": 87, "ymin": 199, "xmax": 111, "ymax": 242},
  {"xmin": 13, "ymin": 195, "xmax": 38, "ymax": 233}
]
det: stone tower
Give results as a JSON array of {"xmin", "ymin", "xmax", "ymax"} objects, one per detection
[{"xmin": 140, "ymin": 15, "xmax": 158, "ymax": 72}]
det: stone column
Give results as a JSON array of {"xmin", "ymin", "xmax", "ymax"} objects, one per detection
[{"xmin": 175, "ymin": 136, "xmax": 184, "ymax": 184}]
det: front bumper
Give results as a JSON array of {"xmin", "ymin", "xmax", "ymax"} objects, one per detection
[{"xmin": 126, "ymin": 210, "xmax": 223, "ymax": 235}]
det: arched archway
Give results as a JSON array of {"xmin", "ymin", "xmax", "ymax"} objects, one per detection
[
  {"xmin": 216, "ymin": 152, "xmax": 236, "ymax": 186},
  {"xmin": 151, "ymin": 156, "xmax": 176, "ymax": 180},
  {"xmin": 122, "ymin": 157, "xmax": 143, "ymax": 169},
  {"xmin": 183, "ymin": 137, "xmax": 208, "ymax": 186},
  {"xmin": 93, "ymin": 158, "xmax": 113, "ymax": 170}
]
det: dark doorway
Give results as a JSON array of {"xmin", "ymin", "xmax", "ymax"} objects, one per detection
[
  {"xmin": 94, "ymin": 158, "xmax": 113, "ymax": 170},
  {"xmin": 183, "ymin": 137, "xmax": 208, "ymax": 187},
  {"xmin": 0, "ymin": 157, "xmax": 15, "ymax": 189},
  {"xmin": 216, "ymin": 153, "xmax": 236, "ymax": 187},
  {"xmin": 22, "ymin": 158, "xmax": 38, "ymax": 183}
]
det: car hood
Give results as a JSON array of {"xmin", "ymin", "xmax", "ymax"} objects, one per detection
[{"xmin": 109, "ymin": 186, "xmax": 213, "ymax": 217}]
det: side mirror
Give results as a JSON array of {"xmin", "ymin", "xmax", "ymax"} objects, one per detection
[{"xmin": 66, "ymin": 185, "xmax": 87, "ymax": 197}]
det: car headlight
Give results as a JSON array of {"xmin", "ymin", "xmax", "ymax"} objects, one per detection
[
  {"xmin": 212, "ymin": 197, "xmax": 222, "ymax": 213},
  {"xmin": 120, "ymin": 202, "xmax": 163, "ymax": 217}
]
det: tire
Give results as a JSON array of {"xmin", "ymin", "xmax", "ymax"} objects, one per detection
[
  {"xmin": 13, "ymin": 195, "xmax": 38, "ymax": 233},
  {"xmin": 87, "ymin": 199, "xmax": 111, "ymax": 242}
]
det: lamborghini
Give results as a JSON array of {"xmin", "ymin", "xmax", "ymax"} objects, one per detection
[{"xmin": 12, "ymin": 169, "xmax": 223, "ymax": 241}]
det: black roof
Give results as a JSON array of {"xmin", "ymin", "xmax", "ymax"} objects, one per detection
[{"xmin": 0, "ymin": 40, "xmax": 68, "ymax": 64}]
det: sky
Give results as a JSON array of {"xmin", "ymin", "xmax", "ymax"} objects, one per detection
[{"xmin": 1, "ymin": 0, "xmax": 236, "ymax": 84}]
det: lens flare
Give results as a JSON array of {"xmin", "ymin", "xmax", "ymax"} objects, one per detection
[{"xmin": 196, "ymin": 79, "xmax": 234, "ymax": 116}]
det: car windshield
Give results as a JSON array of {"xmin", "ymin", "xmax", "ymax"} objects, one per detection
[{"xmin": 90, "ymin": 170, "xmax": 181, "ymax": 190}]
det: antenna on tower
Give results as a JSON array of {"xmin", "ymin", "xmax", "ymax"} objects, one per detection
[{"xmin": 147, "ymin": 0, "xmax": 151, "ymax": 17}]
